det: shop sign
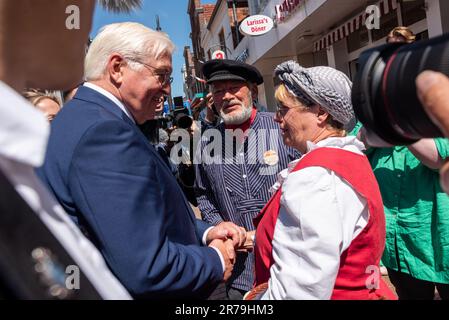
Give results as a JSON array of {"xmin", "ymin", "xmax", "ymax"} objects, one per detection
[
  {"xmin": 212, "ymin": 50, "xmax": 226, "ymax": 60},
  {"xmin": 275, "ymin": 0, "xmax": 304, "ymax": 23},
  {"xmin": 239, "ymin": 15, "xmax": 274, "ymax": 36}
]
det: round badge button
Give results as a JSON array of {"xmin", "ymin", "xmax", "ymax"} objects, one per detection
[{"xmin": 263, "ymin": 150, "xmax": 279, "ymax": 166}]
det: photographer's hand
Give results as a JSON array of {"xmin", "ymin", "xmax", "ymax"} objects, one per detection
[
  {"xmin": 417, "ymin": 71, "xmax": 449, "ymax": 193},
  {"xmin": 406, "ymin": 139, "xmax": 444, "ymax": 170},
  {"xmin": 417, "ymin": 71, "xmax": 449, "ymax": 139}
]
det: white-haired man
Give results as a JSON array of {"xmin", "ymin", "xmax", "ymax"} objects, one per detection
[
  {"xmin": 37, "ymin": 22, "xmax": 246, "ymax": 299},
  {"xmin": 0, "ymin": 0, "xmax": 131, "ymax": 299}
]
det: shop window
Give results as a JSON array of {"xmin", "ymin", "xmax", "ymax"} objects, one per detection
[
  {"xmin": 228, "ymin": 0, "xmax": 249, "ymax": 49},
  {"xmin": 401, "ymin": 0, "xmax": 426, "ymax": 27},
  {"xmin": 347, "ymin": 26, "xmax": 369, "ymax": 53},
  {"xmin": 371, "ymin": 9, "xmax": 399, "ymax": 42},
  {"xmin": 218, "ymin": 29, "xmax": 227, "ymax": 55},
  {"xmin": 349, "ymin": 59, "xmax": 360, "ymax": 82},
  {"xmin": 251, "ymin": 0, "xmax": 270, "ymax": 14},
  {"xmin": 231, "ymin": 25, "xmax": 246, "ymax": 49},
  {"xmin": 313, "ymin": 50, "xmax": 328, "ymax": 66},
  {"xmin": 415, "ymin": 30, "xmax": 429, "ymax": 41}
]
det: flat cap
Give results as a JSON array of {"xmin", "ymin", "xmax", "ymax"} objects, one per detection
[{"xmin": 202, "ymin": 59, "xmax": 263, "ymax": 85}]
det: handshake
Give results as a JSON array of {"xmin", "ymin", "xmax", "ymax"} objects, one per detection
[{"xmin": 206, "ymin": 222, "xmax": 255, "ymax": 281}]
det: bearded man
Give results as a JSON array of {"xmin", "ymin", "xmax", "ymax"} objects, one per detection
[{"xmin": 194, "ymin": 59, "xmax": 299, "ymax": 299}]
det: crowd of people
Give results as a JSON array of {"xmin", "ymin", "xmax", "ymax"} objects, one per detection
[{"xmin": 1, "ymin": 0, "xmax": 449, "ymax": 300}]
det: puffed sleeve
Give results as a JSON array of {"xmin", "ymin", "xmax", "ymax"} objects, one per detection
[{"xmin": 261, "ymin": 166, "xmax": 368, "ymax": 299}]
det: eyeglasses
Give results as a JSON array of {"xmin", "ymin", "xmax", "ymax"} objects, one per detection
[
  {"xmin": 275, "ymin": 102, "xmax": 291, "ymax": 118},
  {"xmin": 212, "ymin": 84, "xmax": 243, "ymax": 97},
  {"xmin": 126, "ymin": 58, "xmax": 173, "ymax": 86}
]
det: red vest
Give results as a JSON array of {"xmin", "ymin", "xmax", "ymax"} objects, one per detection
[{"xmin": 253, "ymin": 147, "xmax": 397, "ymax": 300}]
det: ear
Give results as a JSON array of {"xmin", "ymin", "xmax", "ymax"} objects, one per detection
[
  {"xmin": 250, "ymin": 83, "xmax": 258, "ymax": 100},
  {"xmin": 316, "ymin": 106, "xmax": 330, "ymax": 126},
  {"xmin": 107, "ymin": 53, "xmax": 126, "ymax": 85}
]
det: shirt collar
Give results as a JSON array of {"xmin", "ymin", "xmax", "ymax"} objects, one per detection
[
  {"xmin": 0, "ymin": 81, "xmax": 49, "ymax": 167},
  {"xmin": 306, "ymin": 136, "xmax": 366, "ymax": 153},
  {"xmin": 83, "ymin": 82, "xmax": 136, "ymax": 124},
  {"xmin": 269, "ymin": 136, "xmax": 365, "ymax": 194}
]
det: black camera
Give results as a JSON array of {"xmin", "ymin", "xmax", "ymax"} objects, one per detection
[
  {"xmin": 156, "ymin": 108, "xmax": 192, "ymax": 130},
  {"xmin": 172, "ymin": 107, "xmax": 193, "ymax": 129},
  {"xmin": 352, "ymin": 33, "xmax": 449, "ymax": 145}
]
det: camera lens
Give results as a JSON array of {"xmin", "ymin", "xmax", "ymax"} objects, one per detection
[{"xmin": 352, "ymin": 33, "xmax": 449, "ymax": 145}]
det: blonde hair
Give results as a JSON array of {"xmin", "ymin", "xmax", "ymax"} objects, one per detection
[
  {"xmin": 85, "ymin": 22, "xmax": 175, "ymax": 81},
  {"xmin": 275, "ymin": 83, "xmax": 345, "ymax": 131},
  {"xmin": 22, "ymin": 89, "xmax": 62, "ymax": 107},
  {"xmin": 275, "ymin": 83, "xmax": 309, "ymax": 109},
  {"xmin": 387, "ymin": 26, "xmax": 416, "ymax": 43}
]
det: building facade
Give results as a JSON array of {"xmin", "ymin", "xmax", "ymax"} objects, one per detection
[
  {"xmin": 187, "ymin": 0, "xmax": 217, "ymax": 106},
  {"xmin": 192, "ymin": 0, "xmax": 448, "ymax": 111}
]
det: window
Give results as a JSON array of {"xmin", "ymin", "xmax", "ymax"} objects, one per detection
[
  {"xmin": 349, "ymin": 59, "xmax": 360, "ymax": 81},
  {"xmin": 371, "ymin": 9, "xmax": 399, "ymax": 42},
  {"xmin": 347, "ymin": 26, "xmax": 369, "ymax": 53},
  {"xmin": 251, "ymin": 0, "xmax": 270, "ymax": 14},
  {"xmin": 415, "ymin": 30, "xmax": 429, "ymax": 41},
  {"xmin": 228, "ymin": 1, "xmax": 249, "ymax": 49},
  {"xmin": 218, "ymin": 29, "xmax": 227, "ymax": 55},
  {"xmin": 401, "ymin": 0, "xmax": 426, "ymax": 27},
  {"xmin": 313, "ymin": 50, "xmax": 328, "ymax": 66}
]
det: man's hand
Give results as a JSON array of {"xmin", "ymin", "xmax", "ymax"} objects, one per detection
[
  {"xmin": 206, "ymin": 222, "xmax": 246, "ymax": 249},
  {"xmin": 209, "ymin": 238, "xmax": 235, "ymax": 281},
  {"xmin": 237, "ymin": 230, "xmax": 255, "ymax": 252},
  {"xmin": 416, "ymin": 71, "xmax": 449, "ymax": 194}
]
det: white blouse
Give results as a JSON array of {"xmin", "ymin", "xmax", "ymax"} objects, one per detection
[{"xmin": 261, "ymin": 137, "xmax": 369, "ymax": 300}]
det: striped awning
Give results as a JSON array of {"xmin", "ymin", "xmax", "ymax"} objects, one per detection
[{"xmin": 314, "ymin": 0, "xmax": 398, "ymax": 52}]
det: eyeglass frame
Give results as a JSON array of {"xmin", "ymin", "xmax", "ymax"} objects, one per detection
[
  {"xmin": 275, "ymin": 102, "xmax": 293, "ymax": 119},
  {"xmin": 125, "ymin": 57, "xmax": 173, "ymax": 86},
  {"xmin": 275, "ymin": 100, "xmax": 315, "ymax": 119}
]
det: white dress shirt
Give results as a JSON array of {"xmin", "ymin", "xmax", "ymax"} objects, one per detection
[
  {"xmin": 261, "ymin": 137, "xmax": 369, "ymax": 300},
  {"xmin": 0, "ymin": 81, "xmax": 131, "ymax": 300}
]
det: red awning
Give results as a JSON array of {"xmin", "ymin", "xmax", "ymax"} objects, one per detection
[{"xmin": 314, "ymin": 0, "xmax": 398, "ymax": 52}]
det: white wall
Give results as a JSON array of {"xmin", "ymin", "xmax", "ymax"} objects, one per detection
[
  {"xmin": 427, "ymin": 0, "xmax": 443, "ymax": 37},
  {"xmin": 246, "ymin": 0, "xmax": 328, "ymax": 65},
  {"xmin": 202, "ymin": 1, "xmax": 234, "ymax": 60}
]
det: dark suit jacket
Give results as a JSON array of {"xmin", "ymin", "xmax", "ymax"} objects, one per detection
[{"xmin": 36, "ymin": 86, "xmax": 222, "ymax": 299}]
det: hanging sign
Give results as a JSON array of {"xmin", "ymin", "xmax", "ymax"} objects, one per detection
[
  {"xmin": 239, "ymin": 15, "xmax": 274, "ymax": 36},
  {"xmin": 212, "ymin": 50, "xmax": 226, "ymax": 60}
]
